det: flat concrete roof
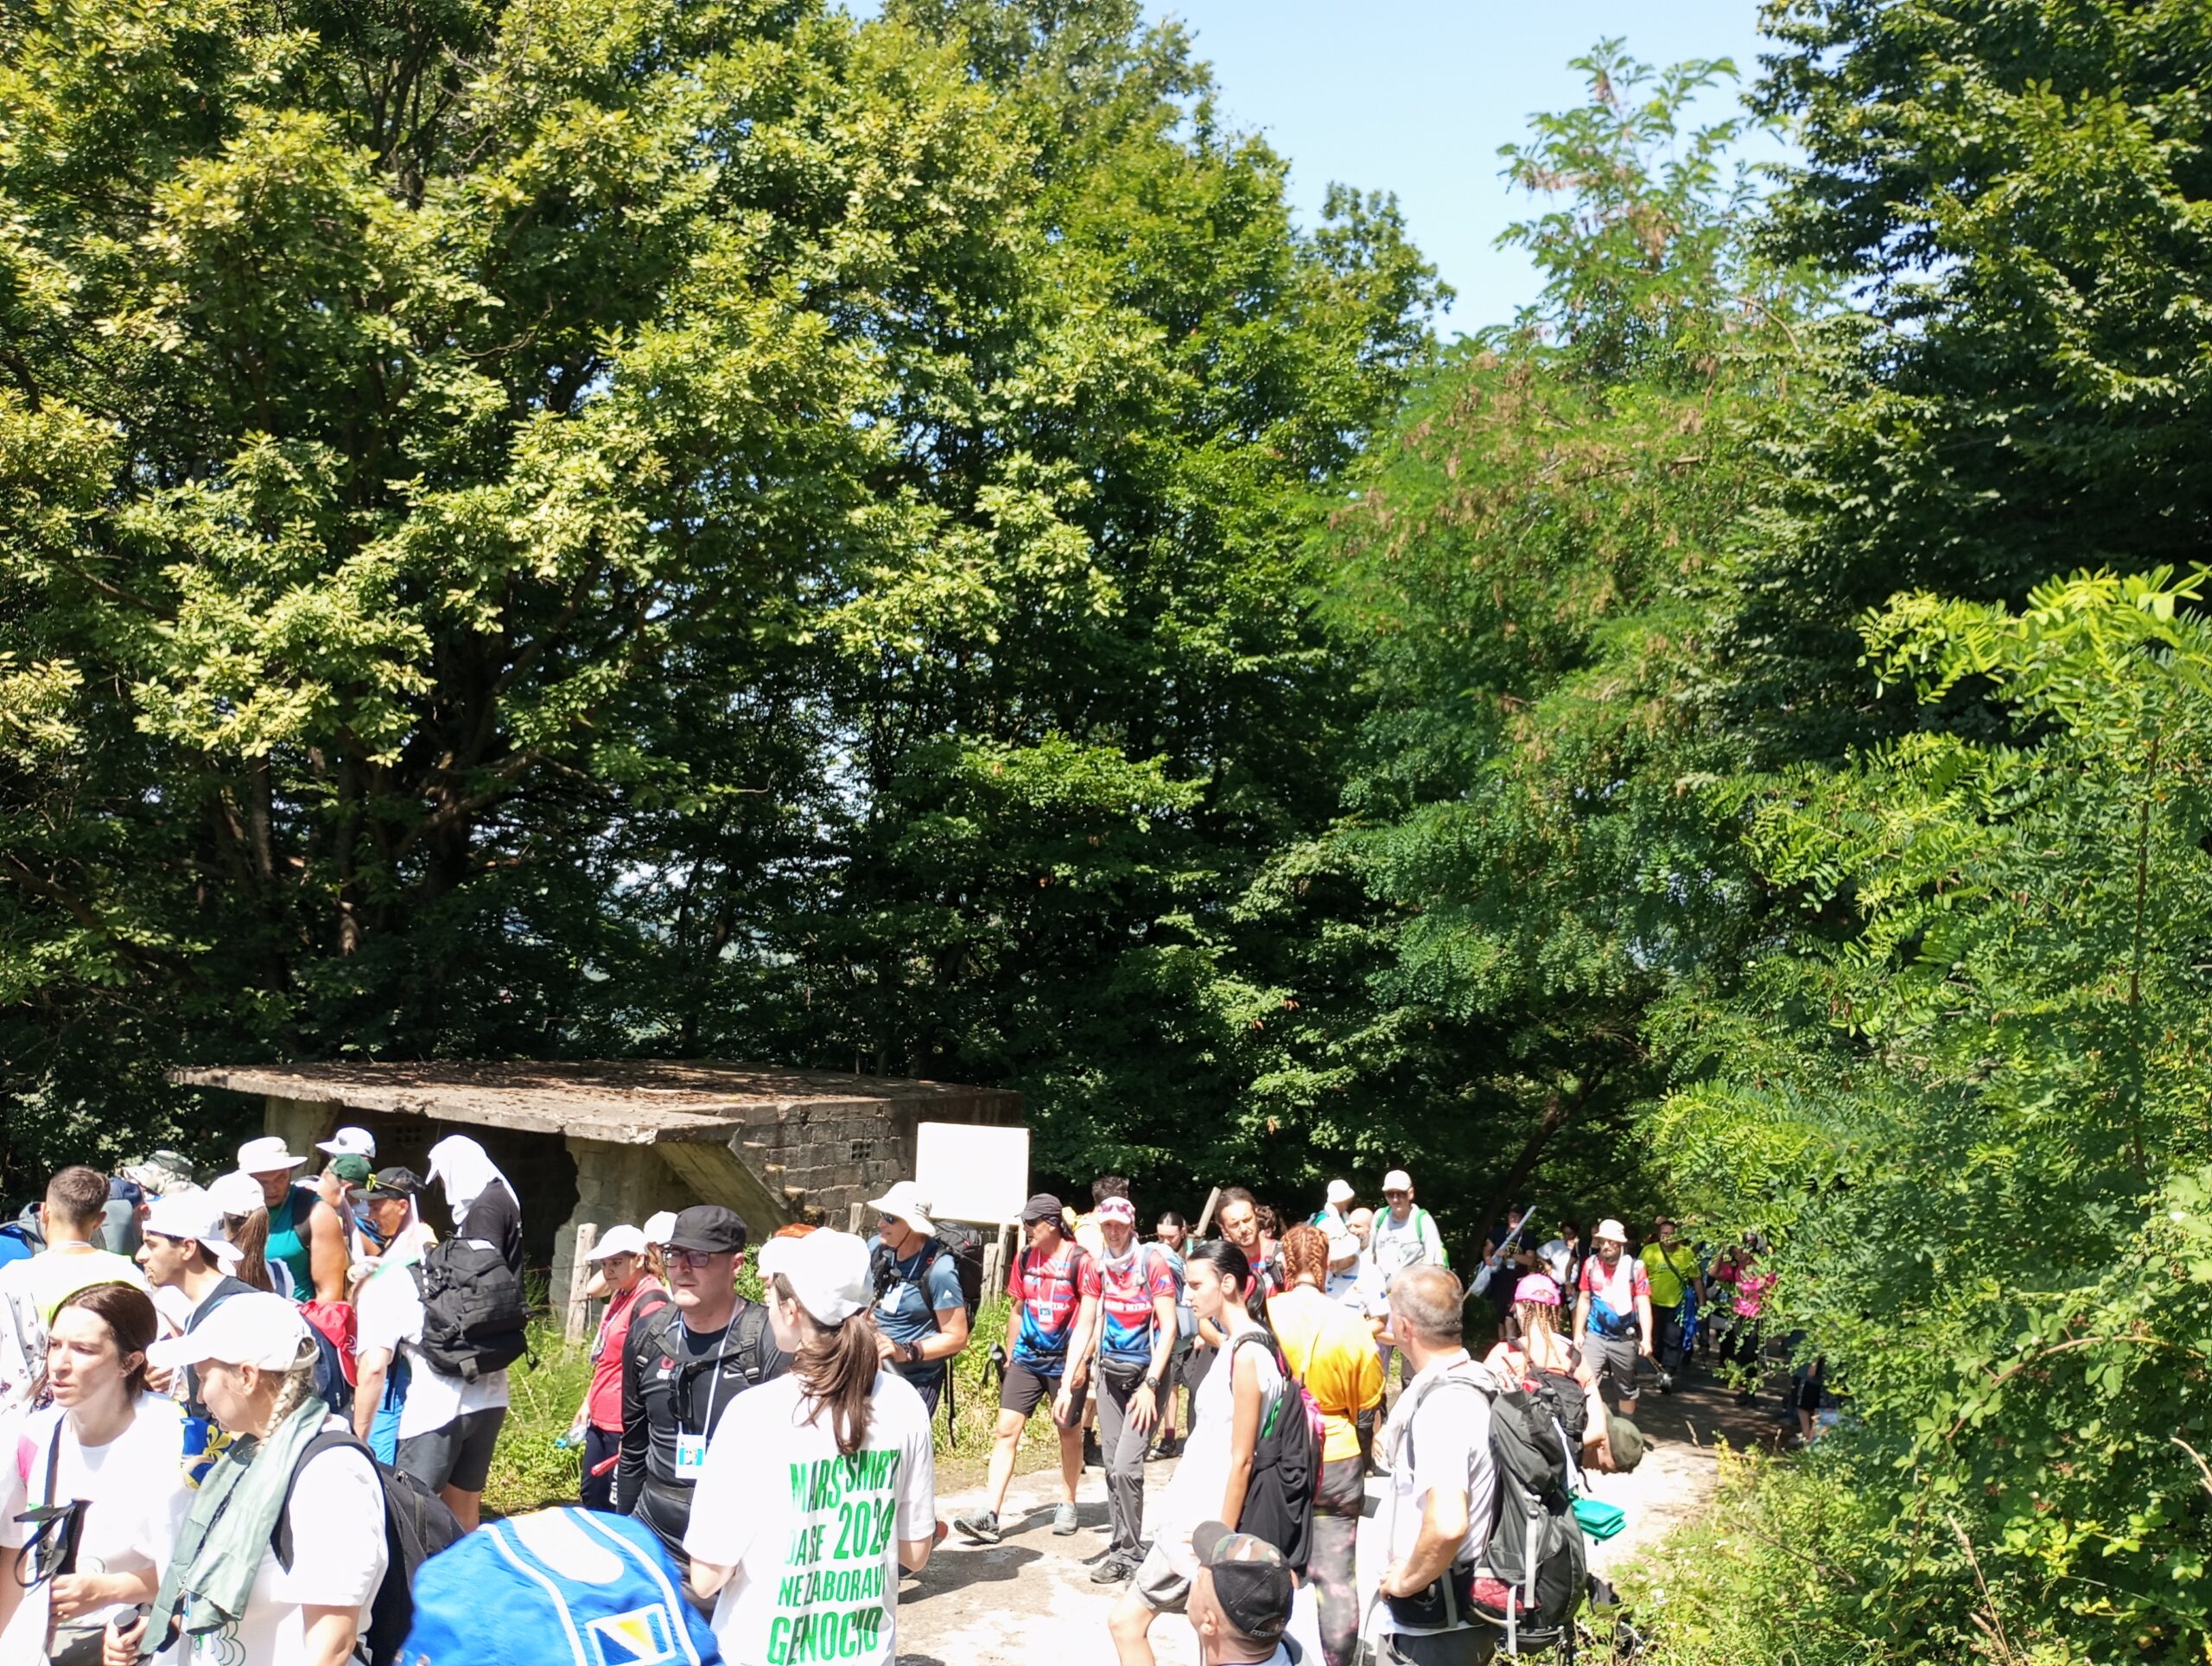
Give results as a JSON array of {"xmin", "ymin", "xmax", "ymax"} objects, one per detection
[{"xmin": 170, "ymin": 1060, "xmax": 1022, "ymax": 1148}]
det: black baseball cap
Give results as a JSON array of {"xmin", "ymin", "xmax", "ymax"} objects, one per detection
[
  {"xmin": 363, "ymin": 1166, "xmax": 422, "ymax": 1200},
  {"xmin": 1192, "ymin": 1522, "xmax": 1293, "ymax": 1643},
  {"xmin": 1020, "ymin": 1192, "xmax": 1064, "ymax": 1225},
  {"xmin": 666, "ymin": 1205, "xmax": 747, "ymax": 1255}
]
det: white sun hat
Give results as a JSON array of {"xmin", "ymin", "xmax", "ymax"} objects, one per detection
[
  {"xmin": 1325, "ymin": 1179, "xmax": 1355, "ymax": 1205},
  {"xmin": 142, "ymin": 1189, "xmax": 243, "ymax": 1266},
  {"xmin": 642, "ymin": 1210, "xmax": 678, "ymax": 1245},
  {"xmin": 236, "ymin": 1135, "xmax": 306, "ymax": 1174},
  {"xmin": 865, "ymin": 1180, "xmax": 937, "ymax": 1237},
  {"xmin": 586, "ymin": 1224, "xmax": 650, "ymax": 1262},
  {"xmin": 316, "ymin": 1125, "xmax": 377, "ymax": 1160},
  {"xmin": 1382, "ymin": 1169, "xmax": 1414, "ymax": 1193},
  {"xmin": 207, "ymin": 1171, "xmax": 266, "ymax": 1218},
  {"xmin": 148, "ymin": 1290, "xmax": 309, "ymax": 1373},
  {"xmin": 1593, "ymin": 1218, "xmax": 1629, "ymax": 1243},
  {"xmin": 759, "ymin": 1229, "xmax": 873, "ymax": 1326}
]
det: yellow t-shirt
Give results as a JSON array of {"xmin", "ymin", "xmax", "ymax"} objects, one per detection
[
  {"xmin": 1639, "ymin": 1243, "xmax": 1699, "ymax": 1310},
  {"xmin": 24, "ymin": 1245, "xmax": 152, "ymax": 1322},
  {"xmin": 1267, "ymin": 1285, "xmax": 1383, "ymax": 1464}
]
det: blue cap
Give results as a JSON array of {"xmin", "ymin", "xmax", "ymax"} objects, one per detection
[{"xmin": 399, "ymin": 1508, "xmax": 721, "ymax": 1665}]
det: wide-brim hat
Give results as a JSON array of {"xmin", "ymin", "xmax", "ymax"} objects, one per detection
[
  {"xmin": 1593, "ymin": 1218, "xmax": 1628, "ymax": 1243},
  {"xmin": 236, "ymin": 1135, "xmax": 307, "ymax": 1174},
  {"xmin": 865, "ymin": 1180, "xmax": 937, "ymax": 1237}
]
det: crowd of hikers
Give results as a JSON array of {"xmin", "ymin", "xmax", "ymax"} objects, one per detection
[{"xmin": 0, "ymin": 1137, "xmax": 1789, "ymax": 1666}]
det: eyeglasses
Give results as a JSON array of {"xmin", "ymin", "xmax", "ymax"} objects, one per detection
[
  {"xmin": 1382, "ymin": 1190, "xmax": 1410, "ymax": 1199},
  {"xmin": 668, "ymin": 1248, "xmax": 728, "ymax": 1269}
]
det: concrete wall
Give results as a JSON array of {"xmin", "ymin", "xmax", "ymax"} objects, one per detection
[{"xmin": 261, "ymin": 1085, "xmax": 1020, "ymax": 1314}]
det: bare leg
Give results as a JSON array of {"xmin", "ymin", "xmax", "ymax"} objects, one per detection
[
  {"xmin": 1057, "ymin": 1421, "xmax": 1083, "ymax": 1504},
  {"xmin": 982, "ymin": 1408, "xmax": 1027, "ymax": 1516},
  {"xmin": 442, "ymin": 1485, "xmax": 482, "ymax": 1531},
  {"xmin": 1109, "ymin": 1586, "xmax": 1160, "ymax": 1666}
]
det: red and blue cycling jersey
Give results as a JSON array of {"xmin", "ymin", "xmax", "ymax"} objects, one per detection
[
  {"xmin": 1009, "ymin": 1243, "xmax": 1100, "ymax": 1373},
  {"xmin": 1096, "ymin": 1244, "xmax": 1176, "ymax": 1366}
]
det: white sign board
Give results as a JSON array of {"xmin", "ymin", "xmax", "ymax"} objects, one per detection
[{"xmin": 914, "ymin": 1122, "xmax": 1030, "ymax": 1226}]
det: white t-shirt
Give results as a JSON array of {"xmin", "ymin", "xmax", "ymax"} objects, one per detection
[
  {"xmin": 1151, "ymin": 1327, "xmax": 1283, "ymax": 1578},
  {"xmin": 186, "ymin": 1422, "xmax": 387, "ymax": 1666},
  {"xmin": 1367, "ymin": 1209, "xmax": 1443, "ymax": 1306},
  {"xmin": 353, "ymin": 1260, "xmax": 508, "ymax": 1440},
  {"xmin": 0, "ymin": 1394, "xmax": 192, "ymax": 1661},
  {"xmin": 683, "ymin": 1369, "xmax": 937, "ymax": 1666},
  {"xmin": 1383, "ymin": 1357, "xmax": 1497, "ymax": 1637}
]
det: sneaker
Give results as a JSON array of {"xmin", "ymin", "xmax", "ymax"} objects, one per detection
[
  {"xmin": 1151, "ymin": 1435, "xmax": 1184, "ymax": 1460},
  {"xmin": 952, "ymin": 1510, "xmax": 1001, "ymax": 1545},
  {"xmin": 1090, "ymin": 1552, "xmax": 1135, "ymax": 1584},
  {"xmin": 1052, "ymin": 1501, "xmax": 1080, "ymax": 1536}
]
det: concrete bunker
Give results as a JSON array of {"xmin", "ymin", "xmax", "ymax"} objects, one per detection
[{"xmin": 169, "ymin": 1059, "xmax": 1022, "ymax": 1313}]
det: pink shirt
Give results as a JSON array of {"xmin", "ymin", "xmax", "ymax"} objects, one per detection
[{"xmin": 588, "ymin": 1275, "xmax": 664, "ymax": 1430}]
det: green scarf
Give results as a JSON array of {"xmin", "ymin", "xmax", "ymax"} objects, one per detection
[{"xmin": 141, "ymin": 1394, "xmax": 330, "ymax": 1654}]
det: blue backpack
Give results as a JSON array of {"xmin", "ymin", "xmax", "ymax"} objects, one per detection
[
  {"xmin": 0, "ymin": 1222, "xmax": 36, "ymax": 1269},
  {"xmin": 400, "ymin": 1506, "xmax": 721, "ymax": 1666}
]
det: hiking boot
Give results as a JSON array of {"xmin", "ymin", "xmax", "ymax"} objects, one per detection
[
  {"xmin": 952, "ymin": 1510, "xmax": 1001, "ymax": 1545},
  {"xmin": 1052, "ymin": 1501, "xmax": 1080, "ymax": 1536},
  {"xmin": 1083, "ymin": 1431, "xmax": 1104, "ymax": 1470},
  {"xmin": 1151, "ymin": 1434, "xmax": 1184, "ymax": 1460},
  {"xmin": 1090, "ymin": 1551, "xmax": 1135, "ymax": 1584}
]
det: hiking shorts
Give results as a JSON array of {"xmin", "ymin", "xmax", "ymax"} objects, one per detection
[
  {"xmin": 1131, "ymin": 1538, "xmax": 1191, "ymax": 1613},
  {"xmin": 1001, "ymin": 1361, "xmax": 1087, "ymax": 1424},
  {"xmin": 1587, "ymin": 1333, "xmax": 1643, "ymax": 1400},
  {"xmin": 397, "ymin": 1405, "xmax": 506, "ymax": 1494}
]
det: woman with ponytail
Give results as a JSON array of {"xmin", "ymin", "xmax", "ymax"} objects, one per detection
[
  {"xmin": 1109, "ymin": 1239, "xmax": 1282, "ymax": 1666},
  {"xmin": 0, "ymin": 1281, "xmax": 186, "ymax": 1664},
  {"xmin": 684, "ymin": 1229, "xmax": 938, "ymax": 1666},
  {"xmin": 105, "ymin": 1293, "xmax": 385, "ymax": 1666}
]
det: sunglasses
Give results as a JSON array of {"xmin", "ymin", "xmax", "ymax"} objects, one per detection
[{"xmin": 669, "ymin": 1247, "xmax": 732, "ymax": 1269}]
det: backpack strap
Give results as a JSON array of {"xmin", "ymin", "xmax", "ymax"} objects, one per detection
[{"xmin": 273, "ymin": 1426, "xmax": 372, "ymax": 1571}]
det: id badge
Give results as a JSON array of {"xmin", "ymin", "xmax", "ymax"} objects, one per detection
[{"xmin": 675, "ymin": 1432, "xmax": 709, "ymax": 1475}]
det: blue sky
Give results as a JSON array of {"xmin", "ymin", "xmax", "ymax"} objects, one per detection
[{"xmin": 1138, "ymin": 0, "xmax": 1785, "ymax": 334}]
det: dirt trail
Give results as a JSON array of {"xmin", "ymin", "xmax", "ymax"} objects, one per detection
[{"xmin": 896, "ymin": 1368, "xmax": 1777, "ymax": 1664}]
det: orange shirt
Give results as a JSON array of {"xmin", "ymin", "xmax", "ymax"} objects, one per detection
[{"xmin": 1267, "ymin": 1283, "xmax": 1383, "ymax": 1464}]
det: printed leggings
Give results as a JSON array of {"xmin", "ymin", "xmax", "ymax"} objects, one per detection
[{"xmin": 1310, "ymin": 1455, "xmax": 1367, "ymax": 1666}]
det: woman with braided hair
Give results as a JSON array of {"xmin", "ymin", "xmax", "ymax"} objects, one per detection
[
  {"xmin": 106, "ymin": 1292, "xmax": 386, "ymax": 1666},
  {"xmin": 1485, "ymin": 1273, "xmax": 1616, "ymax": 1471},
  {"xmin": 1262, "ymin": 1224, "xmax": 1381, "ymax": 1666}
]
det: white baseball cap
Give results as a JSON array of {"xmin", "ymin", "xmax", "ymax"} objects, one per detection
[
  {"xmin": 1382, "ymin": 1169, "xmax": 1414, "ymax": 1193},
  {"xmin": 1325, "ymin": 1179, "xmax": 1355, "ymax": 1205},
  {"xmin": 865, "ymin": 1180, "xmax": 936, "ymax": 1237},
  {"xmin": 207, "ymin": 1171, "xmax": 267, "ymax": 1218},
  {"xmin": 316, "ymin": 1126, "xmax": 377, "ymax": 1160},
  {"xmin": 236, "ymin": 1135, "xmax": 306, "ymax": 1174},
  {"xmin": 142, "ymin": 1189, "xmax": 243, "ymax": 1266},
  {"xmin": 586, "ymin": 1224, "xmax": 650, "ymax": 1262},
  {"xmin": 148, "ymin": 1290, "xmax": 309, "ymax": 1373},
  {"xmin": 758, "ymin": 1228, "xmax": 873, "ymax": 1326},
  {"xmin": 642, "ymin": 1211, "xmax": 678, "ymax": 1245},
  {"xmin": 1593, "ymin": 1218, "xmax": 1628, "ymax": 1243}
]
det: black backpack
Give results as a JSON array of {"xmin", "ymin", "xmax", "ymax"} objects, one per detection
[
  {"xmin": 1227, "ymin": 1330, "xmax": 1322, "ymax": 1574},
  {"xmin": 275, "ymin": 1428, "xmax": 467, "ymax": 1666},
  {"xmin": 412, "ymin": 1237, "xmax": 531, "ymax": 1382},
  {"xmin": 1405, "ymin": 1365, "xmax": 1587, "ymax": 1654}
]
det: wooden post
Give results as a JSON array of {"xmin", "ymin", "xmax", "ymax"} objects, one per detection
[
  {"xmin": 847, "ymin": 1201, "xmax": 865, "ymax": 1235},
  {"xmin": 1194, "ymin": 1185, "xmax": 1223, "ymax": 1240},
  {"xmin": 564, "ymin": 1222, "xmax": 599, "ymax": 1345},
  {"xmin": 982, "ymin": 1221, "xmax": 1014, "ymax": 1298}
]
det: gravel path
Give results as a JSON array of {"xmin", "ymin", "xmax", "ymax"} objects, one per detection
[{"xmin": 895, "ymin": 1366, "xmax": 1777, "ymax": 1664}]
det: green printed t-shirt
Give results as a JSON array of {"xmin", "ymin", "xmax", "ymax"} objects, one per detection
[{"xmin": 684, "ymin": 1368, "xmax": 937, "ymax": 1666}]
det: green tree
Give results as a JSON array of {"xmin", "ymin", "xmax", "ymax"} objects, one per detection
[
  {"xmin": 0, "ymin": 0, "xmax": 1439, "ymax": 1195},
  {"xmin": 1317, "ymin": 47, "xmax": 1812, "ymax": 1236},
  {"xmin": 1653, "ymin": 571, "xmax": 2212, "ymax": 1662},
  {"xmin": 1738, "ymin": 0, "xmax": 2212, "ymax": 758}
]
